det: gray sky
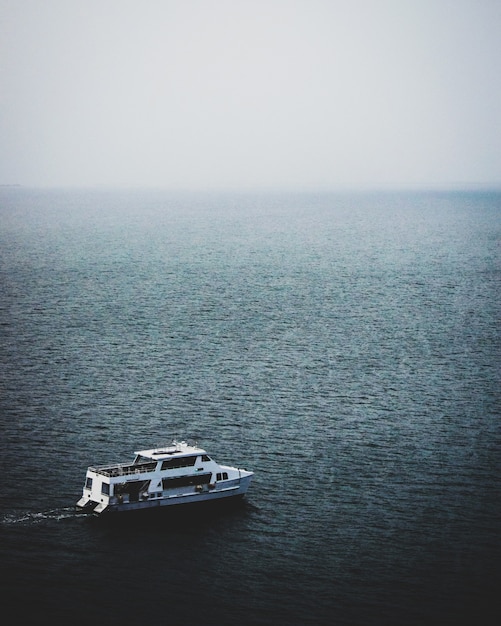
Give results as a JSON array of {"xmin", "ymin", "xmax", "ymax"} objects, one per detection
[{"xmin": 1, "ymin": 0, "xmax": 500, "ymax": 190}]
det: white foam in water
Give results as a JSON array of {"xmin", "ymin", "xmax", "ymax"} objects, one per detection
[{"xmin": 1, "ymin": 508, "xmax": 77, "ymax": 525}]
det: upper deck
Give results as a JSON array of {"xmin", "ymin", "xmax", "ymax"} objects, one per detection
[{"xmin": 89, "ymin": 441, "xmax": 210, "ymax": 479}]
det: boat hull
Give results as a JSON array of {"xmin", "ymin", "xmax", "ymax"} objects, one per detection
[{"xmin": 78, "ymin": 473, "xmax": 253, "ymax": 517}]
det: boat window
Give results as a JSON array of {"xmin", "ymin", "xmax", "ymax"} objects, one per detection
[
  {"xmin": 85, "ymin": 477, "xmax": 93, "ymax": 490},
  {"xmin": 201, "ymin": 455, "xmax": 211, "ymax": 462},
  {"xmin": 101, "ymin": 482, "xmax": 110, "ymax": 495},
  {"xmin": 133, "ymin": 455, "xmax": 152, "ymax": 465},
  {"xmin": 216, "ymin": 472, "xmax": 228, "ymax": 481},
  {"xmin": 162, "ymin": 473, "xmax": 212, "ymax": 489},
  {"xmin": 114, "ymin": 480, "xmax": 150, "ymax": 500},
  {"xmin": 161, "ymin": 455, "xmax": 197, "ymax": 470}
]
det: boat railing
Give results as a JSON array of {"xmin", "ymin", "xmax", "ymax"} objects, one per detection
[{"xmin": 90, "ymin": 462, "xmax": 157, "ymax": 478}]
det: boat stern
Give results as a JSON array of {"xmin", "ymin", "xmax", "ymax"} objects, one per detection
[{"xmin": 76, "ymin": 468, "xmax": 111, "ymax": 514}]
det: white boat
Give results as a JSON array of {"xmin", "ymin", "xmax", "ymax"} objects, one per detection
[{"xmin": 76, "ymin": 441, "xmax": 254, "ymax": 516}]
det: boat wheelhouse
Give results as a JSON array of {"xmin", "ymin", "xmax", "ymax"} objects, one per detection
[{"xmin": 76, "ymin": 441, "xmax": 254, "ymax": 516}]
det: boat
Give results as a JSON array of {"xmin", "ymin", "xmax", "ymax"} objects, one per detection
[{"xmin": 76, "ymin": 440, "xmax": 254, "ymax": 516}]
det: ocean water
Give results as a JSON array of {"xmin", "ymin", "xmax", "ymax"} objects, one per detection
[{"xmin": 0, "ymin": 188, "xmax": 500, "ymax": 625}]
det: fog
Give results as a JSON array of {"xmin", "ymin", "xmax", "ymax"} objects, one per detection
[{"xmin": 1, "ymin": 0, "xmax": 500, "ymax": 190}]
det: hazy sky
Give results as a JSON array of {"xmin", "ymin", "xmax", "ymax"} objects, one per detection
[{"xmin": 1, "ymin": 0, "xmax": 500, "ymax": 190}]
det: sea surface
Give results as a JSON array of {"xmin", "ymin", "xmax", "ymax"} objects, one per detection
[{"xmin": 0, "ymin": 188, "xmax": 500, "ymax": 625}]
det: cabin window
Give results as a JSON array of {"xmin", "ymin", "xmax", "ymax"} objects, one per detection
[
  {"xmin": 85, "ymin": 477, "xmax": 93, "ymax": 490},
  {"xmin": 161, "ymin": 455, "xmax": 197, "ymax": 470},
  {"xmin": 162, "ymin": 473, "xmax": 212, "ymax": 489},
  {"xmin": 101, "ymin": 482, "xmax": 110, "ymax": 495},
  {"xmin": 114, "ymin": 480, "xmax": 150, "ymax": 502},
  {"xmin": 216, "ymin": 472, "xmax": 228, "ymax": 481},
  {"xmin": 201, "ymin": 455, "xmax": 211, "ymax": 462},
  {"xmin": 133, "ymin": 455, "xmax": 150, "ymax": 464},
  {"xmin": 131, "ymin": 459, "xmax": 157, "ymax": 471}
]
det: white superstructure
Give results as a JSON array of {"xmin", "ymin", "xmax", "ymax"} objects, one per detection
[{"xmin": 76, "ymin": 441, "xmax": 254, "ymax": 516}]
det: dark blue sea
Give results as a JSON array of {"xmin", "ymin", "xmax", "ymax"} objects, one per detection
[{"xmin": 1, "ymin": 188, "xmax": 500, "ymax": 625}]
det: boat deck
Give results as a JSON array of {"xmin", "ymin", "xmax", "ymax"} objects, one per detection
[{"xmin": 90, "ymin": 461, "xmax": 157, "ymax": 478}]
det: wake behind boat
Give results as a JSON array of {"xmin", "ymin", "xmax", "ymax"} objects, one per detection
[{"xmin": 76, "ymin": 441, "xmax": 254, "ymax": 516}]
